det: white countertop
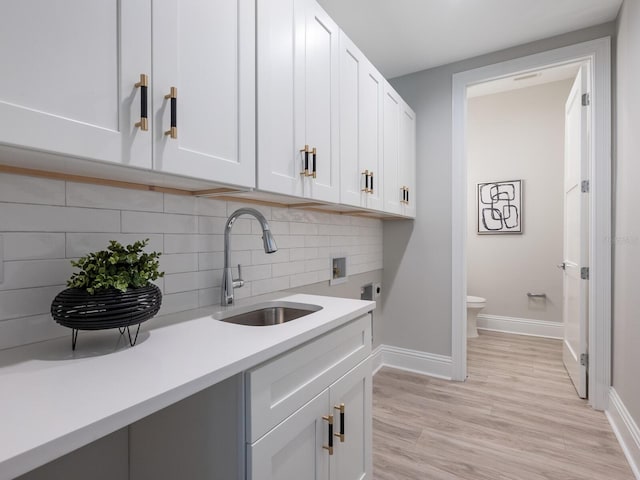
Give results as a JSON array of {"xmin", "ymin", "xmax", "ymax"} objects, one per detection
[{"xmin": 0, "ymin": 293, "xmax": 375, "ymax": 479}]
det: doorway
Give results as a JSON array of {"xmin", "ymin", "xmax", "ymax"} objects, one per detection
[
  {"xmin": 451, "ymin": 37, "xmax": 612, "ymax": 410},
  {"xmin": 464, "ymin": 62, "xmax": 589, "ymax": 399}
]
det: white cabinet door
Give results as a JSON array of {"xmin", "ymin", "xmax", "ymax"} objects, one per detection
[
  {"xmin": 330, "ymin": 359, "xmax": 372, "ymax": 480},
  {"xmin": 0, "ymin": 0, "xmax": 151, "ymax": 169},
  {"xmin": 257, "ymin": 0, "xmax": 339, "ymax": 202},
  {"xmin": 383, "ymin": 84, "xmax": 402, "ymax": 214},
  {"xmin": 339, "ymin": 33, "xmax": 383, "ymax": 211},
  {"xmin": 302, "ymin": 0, "xmax": 340, "ymax": 203},
  {"xmin": 399, "ymin": 101, "xmax": 416, "ymax": 218},
  {"xmin": 152, "ymin": 0, "xmax": 255, "ymax": 187},
  {"xmin": 256, "ymin": 0, "xmax": 304, "ymax": 197},
  {"xmin": 248, "ymin": 390, "xmax": 330, "ymax": 480}
]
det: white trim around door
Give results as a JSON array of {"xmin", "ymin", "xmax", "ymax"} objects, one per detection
[{"xmin": 451, "ymin": 37, "xmax": 612, "ymax": 410}]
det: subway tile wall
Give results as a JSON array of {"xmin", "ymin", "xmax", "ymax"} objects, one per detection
[{"xmin": 0, "ymin": 174, "xmax": 383, "ymax": 350}]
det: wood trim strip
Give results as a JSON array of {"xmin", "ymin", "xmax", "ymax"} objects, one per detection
[{"xmin": 0, "ymin": 165, "xmax": 193, "ymax": 196}]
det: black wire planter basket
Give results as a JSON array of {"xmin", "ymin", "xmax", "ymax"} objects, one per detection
[{"xmin": 51, "ymin": 284, "xmax": 162, "ymax": 350}]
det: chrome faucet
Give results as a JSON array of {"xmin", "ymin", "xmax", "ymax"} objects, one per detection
[{"xmin": 221, "ymin": 208, "xmax": 278, "ymax": 305}]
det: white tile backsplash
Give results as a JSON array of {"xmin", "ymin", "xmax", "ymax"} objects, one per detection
[
  {"xmin": 0, "ymin": 174, "xmax": 65, "ymax": 206},
  {"xmin": 2, "ymin": 233, "xmax": 66, "ymax": 260},
  {"xmin": 0, "ymin": 204, "xmax": 120, "ymax": 232},
  {"xmin": 0, "ymin": 174, "xmax": 383, "ymax": 350}
]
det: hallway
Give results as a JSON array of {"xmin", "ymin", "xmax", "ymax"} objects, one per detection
[{"xmin": 373, "ymin": 331, "xmax": 634, "ymax": 479}]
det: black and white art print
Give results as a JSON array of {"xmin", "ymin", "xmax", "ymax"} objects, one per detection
[{"xmin": 477, "ymin": 180, "xmax": 523, "ymax": 234}]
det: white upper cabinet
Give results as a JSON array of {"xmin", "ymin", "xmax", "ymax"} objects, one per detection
[
  {"xmin": 257, "ymin": 0, "xmax": 340, "ymax": 203},
  {"xmin": 0, "ymin": 0, "xmax": 254, "ymax": 188},
  {"xmin": 399, "ymin": 101, "xmax": 417, "ymax": 218},
  {"xmin": 383, "ymin": 82, "xmax": 416, "ymax": 218},
  {"xmin": 0, "ymin": 0, "xmax": 152, "ymax": 169},
  {"xmin": 339, "ymin": 33, "xmax": 384, "ymax": 211},
  {"xmin": 383, "ymin": 84, "xmax": 402, "ymax": 215},
  {"xmin": 152, "ymin": 0, "xmax": 255, "ymax": 187}
]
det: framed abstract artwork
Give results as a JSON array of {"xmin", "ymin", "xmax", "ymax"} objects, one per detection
[{"xmin": 477, "ymin": 180, "xmax": 523, "ymax": 234}]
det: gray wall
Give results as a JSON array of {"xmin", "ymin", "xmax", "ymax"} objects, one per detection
[
  {"xmin": 382, "ymin": 22, "xmax": 616, "ymax": 356},
  {"xmin": 613, "ymin": 0, "xmax": 640, "ymax": 427},
  {"xmin": 467, "ymin": 80, "xmax": 571, "ymax": 322}
]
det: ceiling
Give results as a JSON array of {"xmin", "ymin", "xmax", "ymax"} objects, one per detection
[{"xmin": 316, "ymin": 0, "xmax": 622, "ymax": 78}]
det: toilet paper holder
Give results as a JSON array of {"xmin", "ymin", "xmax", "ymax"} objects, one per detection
[{"xmin": 527, "ymin": 292, "xmax": 547, "ymax": 298}]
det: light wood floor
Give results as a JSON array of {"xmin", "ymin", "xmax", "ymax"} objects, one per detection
[{"xmin": 373, "ymin": 331, "xmax": 634, "ymax": 480}]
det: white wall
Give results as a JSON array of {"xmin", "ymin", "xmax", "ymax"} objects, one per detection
[
  {"xmin": 467, "ymin": 80, "xmax": 571, "ymax": 323},
  {"xmin": 614, "ymin": 0, "xmax": 640, "ymax": 428},
  {"xmin": 382, "ymin": 22, "xmax": 615, "ymax": 356},
  {"xmin": 0, "ymin": 173, "xmax": 382, "ymax": 350}
]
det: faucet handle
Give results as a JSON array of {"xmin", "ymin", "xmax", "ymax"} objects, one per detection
[{"xmin": 233, "ymin": 264, "xmax": 245, "ymax": 288}]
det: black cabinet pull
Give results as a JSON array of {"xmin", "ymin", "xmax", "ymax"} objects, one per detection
[
  {"xmin": 322, "ymin": 414, "xmax": 334, "ymax": 455},
  {"xmin": 369, "ymin": 171, "xmax": 374, "ymax": 194},
  {"xmin": 312, "ymin": 147, "xmax": 317, "ymax": 178},
  {"xmin": 164, "ymin": 87, "xmax": 178, "ymax": 139},
  {"xmin": 300, "ymin": 145, "xmax": 310, "ymax": 176},
  {"xmin": 406, "ymin": 187, "xmax": 409, "ymax": 204},
  {"xmin": 134, "ymin": 74, "xmax": 149, "ymax": 131},
  {"xmin": 334, "ymin": 404, "xmax": 345, "ymax": 442}
]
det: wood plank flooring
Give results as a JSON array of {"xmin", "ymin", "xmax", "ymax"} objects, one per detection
[{"xmin": 373, "ymin": 331, "xmax": 634, "ymax": 480}]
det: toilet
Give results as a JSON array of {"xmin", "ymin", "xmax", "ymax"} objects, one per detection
[{"xmin": 466, "ymin": 296, "xmax": 486, "ymax": 338}]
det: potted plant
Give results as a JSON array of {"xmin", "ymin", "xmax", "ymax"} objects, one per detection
[{"xmin": 51, "ymin": 239, "xmax": 164, "ymax": 350}]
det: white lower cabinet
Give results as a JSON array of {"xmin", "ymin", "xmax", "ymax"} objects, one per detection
[
  {"xmin": 249, "ymin": 358, "xmax": 371, "ymax": 480},
  {"xmin": 246, "ymin": 315, "xmax": 372, "ymax": 480},
  {"xmin": 15, "ymin": 317, "xmax": 372, "ymax": 480}
]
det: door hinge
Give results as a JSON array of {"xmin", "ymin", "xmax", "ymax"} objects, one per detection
[
  {"xmin": 580, "ymin": 353, "xmax": 589, "ymax": 367},
  {"xmin": 581, "ymin": 180, "xmax": 590, "ymax": 193},
  {"xmin": 582, "ymin": 93, "xmax": 590, "ymax": 106},
  {"xmin": 581, "ymin": 267, "xmax": 590, "ymax": 280}
]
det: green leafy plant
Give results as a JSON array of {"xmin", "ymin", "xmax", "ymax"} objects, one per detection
[{"xmin": 67, "ymin": 239, "xmax": 164, "ymax": 294}]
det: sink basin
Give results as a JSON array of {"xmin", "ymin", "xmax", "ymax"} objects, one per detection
[{"xmin": 212, "ymin": 301, "xmax": 323, "ymax": 326}]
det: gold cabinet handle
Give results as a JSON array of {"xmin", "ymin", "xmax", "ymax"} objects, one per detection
[
  {"xmin": 164, "ymin": 87, "xmax": 178, "ymax": 139},
  {"xmin": 401, "ymin": 186, "xmax": 409, "ymax": 204},
  {"xmin": 334, "ymin": 403, "xmax": 345, "ymax": 442},
  {"xmin": 300, "ymin": 145, "xmax": 310, "ymax": 176},
  {"xmin": 322, "ymin": 414, "xmax": 334, "ymax": 455},
  {"xmin": 361, "ymin": 170, "xmax": 371, "ymax": 193},
  {"xmin": 134, "ymin": 74, "xmax": 149, "ymax": 131}
]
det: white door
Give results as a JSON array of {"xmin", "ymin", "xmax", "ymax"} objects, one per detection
[
  {"xmin": 339, "ymin": 33, "xmax": 384, "ymax": 211},
  {"xmin": 153, "ymin": 0, "xmax": 255, "ymax": 187},
  {"xmin": 256, "ymin": 0, "xmax": 305, "ymax": 197},
  {"xmin": 329, "ymin": 359, "xmax": 372, "ymax": 480},
  {"xmin": 0, "ymin": 0, "xmax": 151, "ymax": 169},
  {"xmin": 383, "ymin": 84, "xmax": 402, "ymax": 214},
  {"xmin": 248, "ymin": 390, "xmax": 330, "ymax": 480},
  {"xmin": 562, "ymin": 65, "xmax": 590, "ymax": 398},
  {"xmin": 399, "ymin": 102, "xmax": 417, "ymax": 218},
  {"xmin": 359, "ymin": 62, "xmax": 384, "ymax": 211},
  {"xmin": 338, "ymin": 32, "xmax": 364, "ymax": 208},
  {"xmin": 302, "ymin": 0, "xmax": 340, "ymax": 203}
]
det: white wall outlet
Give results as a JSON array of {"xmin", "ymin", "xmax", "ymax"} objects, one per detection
[
  {"xmin": 330, "ymin": 256, "xmax": 348, "ymax": 286},
  {"xmin": 374, "ymin": 283, "xmax": 381, "ymax": 298}
]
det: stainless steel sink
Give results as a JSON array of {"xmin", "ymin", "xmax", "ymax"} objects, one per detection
[{"xmin": 212, "ymin": 301, "xmax": 322, "ymax": 326}]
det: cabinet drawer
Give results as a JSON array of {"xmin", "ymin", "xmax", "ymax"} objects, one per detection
[{"xmin": 246, "ymin": 314, "xmax": 371, "ymax": 442}]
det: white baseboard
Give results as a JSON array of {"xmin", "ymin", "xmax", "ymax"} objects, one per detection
[
  {"xmin": 606, "ymin": 388, "xmax": 640, "ymax": 479},
  {"xmin": 371, "ymin": 344, "xmax": 452, "ymax": 380},
  {"xmin": 371, "ymin": 345, "xmax": 384, "ymax": 375},
  {"xmin": 477, "ymin": 314, "xmax": 563, "ymax": 339}
]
